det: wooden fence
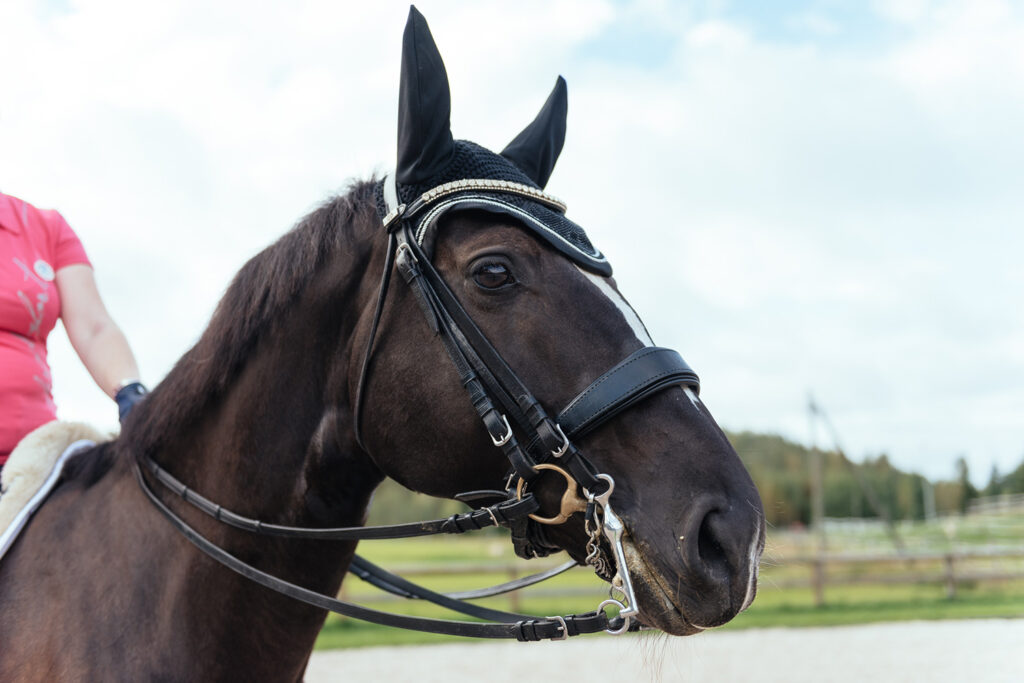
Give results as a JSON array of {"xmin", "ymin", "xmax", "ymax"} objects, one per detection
[
  {"xmin": 341, "ymin": 562, "xmax": 585, "ymax": 612},
  {"xmin": 781, "ymin": 548, "xmax": 1024, "ymax": 605},
  {"xmin": 968, "ymin": 493, "xmax": 1024, "ymax": 515},
  {"xmin": 344, "ymin": 548, "xmax": 1024, "ymax": 609}
]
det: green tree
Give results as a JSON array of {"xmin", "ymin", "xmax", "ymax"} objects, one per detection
[
  {"xmin": 983, "ymin": 464, "xmax": 1002, "ymax": 497},
  {"xmin": 1002, "ymin": 456, "xmax": 1024, "ymax": 493},
  {"xmin": 954, "ymin": 456, "xmax": 978, "ymax": 515}
]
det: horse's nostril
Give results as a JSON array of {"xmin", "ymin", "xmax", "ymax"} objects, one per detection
[
  {"xmin": 696, "ymin": 510, "xmax": 731, "ymax": 581},
  {"xmin": 663, "ymin": 500, "xmax": 761, "ymax": 629}
]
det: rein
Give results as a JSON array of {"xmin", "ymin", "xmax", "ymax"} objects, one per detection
[
  {"xmin": 133, "ymin": 459, "xmax": 607, "ymax": 640},
  {"xmin": 136, "ymin": 177, "xmax": 702, "ymax": 641}
]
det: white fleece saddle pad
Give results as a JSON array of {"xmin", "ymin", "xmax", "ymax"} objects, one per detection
[{"xmin": 0, "ymin": 421, "xmax": 105, "ymax": 563}]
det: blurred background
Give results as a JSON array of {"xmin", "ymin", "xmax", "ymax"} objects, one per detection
[{"xmin": 2, "ymin": 0, "xmax": 1022, "ymax": 646}]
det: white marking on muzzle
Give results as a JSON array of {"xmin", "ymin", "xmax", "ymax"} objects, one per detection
[{"xmin": 740, "ymin": 525, "xmax": 761, "ymax": 611}]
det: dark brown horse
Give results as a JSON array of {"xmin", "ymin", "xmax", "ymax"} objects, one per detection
[{"xmin": 0, "ymin": 8, "xmax": 764, "ymax": 681}]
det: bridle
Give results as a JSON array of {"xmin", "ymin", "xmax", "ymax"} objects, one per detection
[{"xmin": 135, "ymin": 177, "xmax": 702, "ymax": 641}]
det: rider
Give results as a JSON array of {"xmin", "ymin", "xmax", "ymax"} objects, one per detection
[{"xmin": 0, "ymin": 191, "xmax": 146, "ymax": 471}]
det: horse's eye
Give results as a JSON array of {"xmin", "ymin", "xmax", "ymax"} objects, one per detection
[{"xmin": 473, "ymin": 262, "xmax": 515, "ymax": 289}]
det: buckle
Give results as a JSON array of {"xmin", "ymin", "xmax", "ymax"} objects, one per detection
[
  {"xmin": 550, "ymin": 423, "xmax": 570, "ymax": 458},
  {"xmin": 489, "ymin": 414, "xmax": 513, "ymax": 447},
  {"xmin": 546, "ymin": 615, "xmax": 569, "ymax": 640},
  {"xmin": 382, "ymin": 203, "xmax": 406, "ymax": 231},
  {"xmin": 395, "ymin": 241, "xmax": 418, "ymax": 264}
]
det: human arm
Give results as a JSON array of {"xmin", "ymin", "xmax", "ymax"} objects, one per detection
[{"xmin": 55, "ymin": 264, "xmax": 143, "ymax": 409}]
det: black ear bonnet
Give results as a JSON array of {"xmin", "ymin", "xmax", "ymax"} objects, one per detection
[{"xmin": 374, "ymin": 6, "xmax": 611, "ymax": 276}]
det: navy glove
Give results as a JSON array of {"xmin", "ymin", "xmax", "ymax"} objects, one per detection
[{"xmin": 115, "ymin": 381, "xmax": 148, "ymax": 423}]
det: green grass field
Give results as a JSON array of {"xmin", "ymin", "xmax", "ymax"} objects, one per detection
[{"xmin": 313, "ymin": 517, "xmax": 1024, "ymax": 650}]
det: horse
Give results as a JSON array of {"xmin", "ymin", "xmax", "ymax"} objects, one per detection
[{"xmin": 0, "ymin": 7, "xmax": 764, "ymax": 681}]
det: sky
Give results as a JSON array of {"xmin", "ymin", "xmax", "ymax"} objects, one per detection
[{"xmin": 1, "ymin": 0, "xmax": 1021, "ymax": 485}]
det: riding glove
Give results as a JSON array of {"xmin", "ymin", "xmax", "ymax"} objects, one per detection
[{"xmin": 115, "ymin": 381, "xmax": 148, "ymax": 423}]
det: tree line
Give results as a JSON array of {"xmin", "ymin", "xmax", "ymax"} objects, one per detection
[
  {"xmin": 366, "ymin": 430, "xmax": 1024, "ymax": 527},
  {"xmin": 730, "ymin": 430, "xmax": 1024, "ymax": 526}
]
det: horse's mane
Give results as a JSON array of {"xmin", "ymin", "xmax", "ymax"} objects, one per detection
[{"xmin": 123, "ymin": 179, "xmax": 378, "ymax": 458}]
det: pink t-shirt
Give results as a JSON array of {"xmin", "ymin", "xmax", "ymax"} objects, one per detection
[{"xmin": 0, "ymin": 193, "xmax": 91, "ymax": 461}]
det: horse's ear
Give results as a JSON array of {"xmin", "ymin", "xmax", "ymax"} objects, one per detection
[
  {"xmin": 501, "ymin": 76, "xmax": 568, "ymax": 189},
  {"xmin": 396, "ymin": 6, "xmax": 455, "ymax": 185}
]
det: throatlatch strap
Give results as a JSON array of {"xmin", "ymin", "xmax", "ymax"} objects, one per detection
[{"xmin": 353, "ymin": 232, "xmax": 398, "ymax": 451}]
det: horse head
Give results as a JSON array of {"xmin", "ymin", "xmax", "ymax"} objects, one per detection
[{"xmin": 354, "ymin": 7, "xmax": 765, "ymax": 635}]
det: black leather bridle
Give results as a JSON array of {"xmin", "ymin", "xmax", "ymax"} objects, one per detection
[{"xmin": 135, "ymin": 178, "xmax": 702, "ymax": 641}]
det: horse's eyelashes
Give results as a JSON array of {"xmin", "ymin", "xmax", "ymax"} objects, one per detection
[{"xmin": 472, "ymin": 262, "xmax": 516, "ymax": 290}]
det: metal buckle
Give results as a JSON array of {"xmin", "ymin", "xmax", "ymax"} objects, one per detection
[
  {"xmin": 489, "ymin": 414, "xmax": 513, "ymax": 447},
  {"xmin": 549, "ymin": 423, "xmax": 570, "ymax": 458},
  {"xmin": 515, "ymin": 463, "xmax": 587, "ymax": 525},
  {"xmin": 382, "ymin": 203, "xmax": 406, "ymax": 230},
  {"xmin": 395, "ymin": 241, "xmax": 418, "ymax": 264},
  {"xmin": 546, "ymin": 615, "xmax": 569, "ymax": 640}
]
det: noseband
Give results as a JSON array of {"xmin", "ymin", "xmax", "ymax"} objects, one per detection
[{"xmin": 135, "ymin": 177, "xmax": 701, "ymax": 641}]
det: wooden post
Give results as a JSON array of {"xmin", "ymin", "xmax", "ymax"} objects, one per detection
[
  {"xmin": 944, "ymin": 553, "xmax": 957, "ymax": 599},
  {"xmin": 811, "ymin": 448, "xmax": 826, "ymax": 608},
  {"xmin": 508, "ymin": 565, "xmax": 521, "ymax": 613},
  {"xmin": 812, "ymin": 556, "xmax": 825, "ymax": 608},
  {"xmin": 809, "ymin": 395, "xmax": 826, "ymax": 607}
]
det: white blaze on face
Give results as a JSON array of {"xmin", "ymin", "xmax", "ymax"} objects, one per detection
[
  {"xmin": 577, "ymin": 267, "xmax": 702, "ymax": 411},
  {"xmin": 683, "ymin": 386, "xmax": 701, "ymax": 410},
  {"xmin": 577, "ymin": 267, "xmax": 654, "ymax": 346}
]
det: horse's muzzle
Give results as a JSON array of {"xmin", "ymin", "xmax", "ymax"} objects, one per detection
[{"xmin": 623, "ymin": 493, "xmax": 765, "ymax": 634}]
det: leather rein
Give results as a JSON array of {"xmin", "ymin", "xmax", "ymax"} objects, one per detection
[{"xmin": 135, "ymin": 178, "xmax": 701, "ymax": 641}]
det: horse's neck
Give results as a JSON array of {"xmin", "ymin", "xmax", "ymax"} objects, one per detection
[
  {"xmin": 1, "ymin": 201, "xmax": 389, "ymax": 679},
  {"xmin": 160, "ymin": 234, "xmax": 382, "ymax": 528},
  {"xmin": 137, "ymin": 232, "xmax": 383, "ymax": 670}
]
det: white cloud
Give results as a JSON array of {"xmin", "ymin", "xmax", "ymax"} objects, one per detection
[
  {"xmin": 787, "ymin": 12, "xmax": 841, "ymax": 36},
  {"xmin": 873, "ymin": 0, "xmax": 936, "ymax": 24},
  {"xmin": 553, "ymin": 0, "xmax": 1024, "ymax": 481},
  {"xmin": 2, "ymin": 0, "xmax": 1021, "ymax": 484}
]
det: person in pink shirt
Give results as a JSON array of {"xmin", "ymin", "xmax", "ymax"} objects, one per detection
[{"xmin": 0, "ymin": 192, "xmax": 145, "ymax": 469}]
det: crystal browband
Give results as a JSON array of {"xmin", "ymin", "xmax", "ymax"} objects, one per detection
[{"xmin": 419, "ymin": 179, "xmax": 567, "ymax": 213}]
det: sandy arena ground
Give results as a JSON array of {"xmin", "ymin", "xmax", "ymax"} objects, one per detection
[{"xmin": 306, "ymin": 618, "xmax": 1022, "ymax": 682}]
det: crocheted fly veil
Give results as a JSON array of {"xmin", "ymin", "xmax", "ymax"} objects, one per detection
[{"xmin": 376, "ymin": 7, "xmax": 612, "ymax": 276}]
